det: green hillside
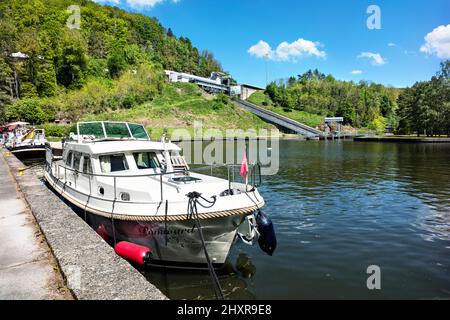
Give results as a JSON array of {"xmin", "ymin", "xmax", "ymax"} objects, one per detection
[{"xmin": 0, "ymin": 0, "xmax": 273, "ymax": 137}]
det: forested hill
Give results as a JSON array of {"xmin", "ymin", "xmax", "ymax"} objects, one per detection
[
  {"xmin": 0, "ymin": 0, "xmax": 222, "ymax": 101},
  {"xmin": 248, "ymin": 70, "xmax": 401, "ymax": 132}
]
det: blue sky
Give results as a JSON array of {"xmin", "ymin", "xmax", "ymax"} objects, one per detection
[{"xmin": 95, "ymin": 0, "xmax": 450, "ymax": 88}]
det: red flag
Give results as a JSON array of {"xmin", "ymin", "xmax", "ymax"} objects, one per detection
[{"xmin": 240, "ymin": 149, "xmax": 249, "ymax": 179}]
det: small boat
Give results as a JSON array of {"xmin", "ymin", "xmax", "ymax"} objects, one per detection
[
  {"xmin": 44, "ymin": 121, "xmax": 276, "ymax": 269},
  {"xmin": 5, "ymin": 122, "xmax": 47, "ymax": 159}
]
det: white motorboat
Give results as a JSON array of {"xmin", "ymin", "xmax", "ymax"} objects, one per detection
[
  {"xmin": 5, "ymin": 122, "xmax": 47, "ymax": 158},
  {"xmin": 44, "ymin": 121, "xmax": 276, "ymax": 269}
]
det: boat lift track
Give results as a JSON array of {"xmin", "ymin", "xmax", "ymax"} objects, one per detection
[{"xmin": 233, "ymin": 99, "xmax": 323, "ymax": 137}]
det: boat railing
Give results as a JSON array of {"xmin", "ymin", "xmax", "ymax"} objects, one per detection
[{"xmin": 46, "ymin": 160, "xmax": 262, "ymax": 206}]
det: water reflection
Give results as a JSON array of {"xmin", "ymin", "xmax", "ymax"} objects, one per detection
[
  {"xmin": 142, "ymin": 255, "xmax": 257, "ymax": 300},
  {"xmin": 132, "ymin": 141, "xmax": 450, "ymax": 299}
]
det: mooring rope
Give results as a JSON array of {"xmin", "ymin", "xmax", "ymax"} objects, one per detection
[
  {"xmin": 186, "ymin": 192, "xmax": 224, "ymax": 300},
  {"xmin": 164, "ymin": 200, "xmax": 168, "ymax": 246}
]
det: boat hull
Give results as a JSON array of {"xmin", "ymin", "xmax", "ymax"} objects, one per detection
[
  {"xmin": 75, "ymin": 205, "xmax": 247, "ymax": 269},
  {"xmin": 10, "ymin": 146, "xmax": 46, "ymax": 159},
  {"xmin": 44, "ymin": 172, "xmax": 253, "ymax": 269}
]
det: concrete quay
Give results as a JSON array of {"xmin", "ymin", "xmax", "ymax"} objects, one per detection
[{"xmin": 0, "ymin": 149, "xmax": 167, "ymax": 300}]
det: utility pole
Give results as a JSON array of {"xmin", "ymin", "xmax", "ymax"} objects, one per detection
[{"xmin": 265, "ymin": 53, "xmax": 269, "ymax": 87}]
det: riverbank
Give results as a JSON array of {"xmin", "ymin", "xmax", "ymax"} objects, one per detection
[
  {"xmin": 354, "ymin": 136, "xmax": 450, "ymax": 143},
  {"xmin": 0, "ymin": 148, "xmax": 167, "ymax": 300}
]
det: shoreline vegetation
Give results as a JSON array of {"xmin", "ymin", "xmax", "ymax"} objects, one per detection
[{"xmin": 355, "ymin": 136, "xmax": 450, "ymax": 143}]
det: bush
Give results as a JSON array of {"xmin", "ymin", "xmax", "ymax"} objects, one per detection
[
  {"xmin": 214, "ymin": 93, "xmax": 229, "ymax": 105},
  {"xmin": 369, "ymin": 116, "xmax": 387, "ymax": 134},
  {"xmin": 87, "ymin": 59, "xmax": 108, "ymax": 78},
  {"xmin": 122, "ymin": 95, "xmax": 135, "ymax": 109},
  {"xmin": 41, "ymin": 123, "xmax": 72, "ymax": 137},
  {"xmin": 6, "ymin": 98, "xmax": 50, "ymax": 124}
]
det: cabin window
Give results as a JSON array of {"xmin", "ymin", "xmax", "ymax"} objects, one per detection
[
  {"xmin": 65, "ymin": 151, "xmax": 73, "ymax": 167},
  {"xmin": 99, "ymin": 154, "xmax": 129, "ymax": 173},
  {"xmin": 133, "ymin": 152, "xmax": 160, "ymax": 170},
  {"xmin": 73, "ymin": 152, "xmax": 82, "ymax": 171},
  {"xmin": 82, "ymin": 156, "xmax": 92, "ymax": 174}
]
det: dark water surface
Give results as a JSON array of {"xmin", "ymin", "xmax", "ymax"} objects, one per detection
[
  {"xmin": 143, "ymin": 140, "xmax": 450, "ymax": 300},
  {"xmin": 26, "ymin": 140, "xmax": 450, "ymax": 299}
]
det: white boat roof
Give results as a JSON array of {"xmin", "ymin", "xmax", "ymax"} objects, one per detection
[{"xmin": 67, "ymin": 140, "xmax": 181, "ymax": 155}]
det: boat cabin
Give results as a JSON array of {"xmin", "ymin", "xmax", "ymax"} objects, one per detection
[{"xmin": 63, "ymin": 121, "xmax": 188, "ymax": 175}]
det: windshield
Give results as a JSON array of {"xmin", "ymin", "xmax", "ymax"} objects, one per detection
[
  {"xmin": 78, "ymin": 123, "xmax": 105, "ymax": 139},
  {"xmin": 77, "ymin": 122, "xmax": 149, "ymax": 140},
  {"xmin": 104, "ymin": 122, "xmax": 131, "ymax": 139},
  {"xmin": 128, "ymin": 123, "xmax": 149, "ymax": 139}
]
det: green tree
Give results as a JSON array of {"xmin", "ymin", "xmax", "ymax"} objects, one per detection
[
  {"xmin": 6, "ymin": 98, "xmax": 49, "ymax": 124},
  {"xmin": 107, "ymin": 47, "xmax": 127, "ymax": 78},
  {"xmin": 56, "ymin": 31, "xmax": 88, "ymax": 88}
]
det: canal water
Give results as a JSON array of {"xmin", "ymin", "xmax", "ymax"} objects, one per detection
[{"xmin": 26, "ymin": 140, "xmax": 450, "ymax": 299}]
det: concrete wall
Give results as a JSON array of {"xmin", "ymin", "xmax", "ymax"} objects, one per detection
[
  {"xmin": 240, "ymin": 86, "xmax": 259, "ymax": 101},
  {"xmin": 1, "ymin": 149, "xmax": 167, "ymax": 300}
]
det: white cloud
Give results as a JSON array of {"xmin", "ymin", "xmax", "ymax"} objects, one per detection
[
  {"xmin": 92, "ymin": 0, "xmax": 179, "ymax": 8},
  {"xmin": 126, "ymin": 0, "xmax": 165, "ymax": 8},
  {"xmin": 92, "ymin": 0, "xmax": 121, "ymax": 4},
  {"xmin": 248, "ymin": 38, "xmax": 326, "ymax": 62},
  {"xmin": 388, "ymin": 43, "xmax": 397, "ymax": 47},
  {"xmin": 420, "ymin": 24, "xmax": 450, "ymax": 59},
  {"xmin": 350, "ymin": 70, "xmax": 363, "ymax": 75},
  {"xmin": 358, "ymin": 52, "xmax": 386, "ymax": 66},
  {"xmin": 248, "ymin": 40, "xmax": 273, "ymax": 59}
]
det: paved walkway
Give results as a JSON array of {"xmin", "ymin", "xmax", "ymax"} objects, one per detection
[{"xmin": 0, "ymin": 152, "xmax": 71, "ymax": 300}]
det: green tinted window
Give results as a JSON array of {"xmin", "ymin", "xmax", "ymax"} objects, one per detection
[
  {"xmin": 128, "ymin": 124, "xmax": 149, "ymax": 140},
  {"xmin": 104, "ymin": 122, "xmax": 131, "ymax": 138},
  {"xmin": 78, "ymin": 123, "xmax": 105, "ymax": 138}
]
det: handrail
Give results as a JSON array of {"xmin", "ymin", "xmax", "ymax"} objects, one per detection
[
  {"xmin": 48, "ymin": 159, "xmax": 262, "ymax": 206},
  {"xmin": 51, "ymin": 160, "xmax": 260, "ymax": 180}
]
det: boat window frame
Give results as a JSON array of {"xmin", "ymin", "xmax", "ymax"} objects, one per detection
[
  {"xmin": 133, "ymin": 151, "xmax": 161, "ymax": 170},
  {"xmin": 82, "ymin": 154, "xmax": 92, "ymax": 175},
  {"xmin": 73, "ymin": 151, "xmax": 82, "ymax": 172},
  {"xmin": 65, "ymin": 151, "xmax": 73, "ymax": 167},
  {"xmin": 98, "ymin": 153, "xmax": 130, "ymax": 174}
]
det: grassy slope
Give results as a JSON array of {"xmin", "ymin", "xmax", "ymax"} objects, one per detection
[
  {"xmin": 83, "ymin": 83, "xmax": 275, "ymax": 139},
  {"xmin": 246, "ymin": 91, "xmax": 324, "ymax": 128}
]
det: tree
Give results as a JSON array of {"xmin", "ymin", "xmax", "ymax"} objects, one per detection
[
  {"xmin": 107, "ymin": 47, "xmax": 127, "ymax": 78},
  {"xmin": 56, "ymin": 32, "xmax": 88, "ymax": 88},
  {"xmin": 0, "ymin": 91, "xmax": 11, "ymax": 124},
  {"xmin": 397, "ymin": 60, "xmax": 450, "ymax": 136},
  {"xmin": 6, "ymin": 98, "xmax": 49, "ymax": 124}
]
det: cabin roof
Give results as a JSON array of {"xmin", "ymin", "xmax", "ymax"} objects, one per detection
[{"xmin": 66, "ymin": 140, "xmax": 181, "ymax": 155}]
